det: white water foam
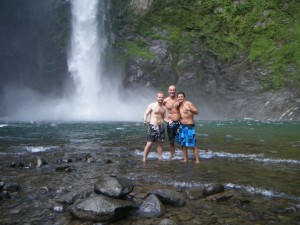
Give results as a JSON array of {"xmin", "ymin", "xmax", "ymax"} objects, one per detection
[
  {"xmin": 127, "ymin": 172, "xmax": 300, "ymax": 201},
  {"xmin": 200, "ymin": 150, "xmax": 264, "ymax": 160},
  {"xmin": 0, "ymin": 124, "xmax": 8, "ymax": 128},
  {"xmin": 134, "ymin": 149, "xmax": 184, "ymax": 161},
  {"xmin": 201, "ymin": 150, "xmax": 300, "ymax": 164},
  {"xmin": 24, "ymin": 146, "xmax": 59, "ymax": 153},
  {"xmin": 254, "ymin": 158, "xmax": 300, "ymax": 164},
  {"xmin": 226, "ymin": 183, "xmax": 300, "ymax": 201},
  {"xmin": 134, "ymin": 149, "xmax": 300, "ymax": 164}
]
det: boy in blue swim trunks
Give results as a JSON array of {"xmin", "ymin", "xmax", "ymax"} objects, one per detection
[{"xmin": 177, "ymin": 91, "xmax": 200, "ymax": 163}]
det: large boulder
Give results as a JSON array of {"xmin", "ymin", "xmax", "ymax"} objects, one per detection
[
  {"xmin": 69, "ymin": 195, "xmax": 133, "ymax": 222},
  {"xmin": 94, "ymin": 176, "xmax": 134, "ymax": 198}
]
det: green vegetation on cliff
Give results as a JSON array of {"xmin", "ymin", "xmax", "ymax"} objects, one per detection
[{"xmin": 111, "ymin": 0, "xmax": 300, "ymax": 89}]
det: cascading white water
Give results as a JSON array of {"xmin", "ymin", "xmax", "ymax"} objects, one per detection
[
  {"xmin": 65, "ymin": 0, "xmax": 153, "ymax": 121},
  {"xmin": 68, "ymin": 0, "xmax": 105, "ymax": 119}
]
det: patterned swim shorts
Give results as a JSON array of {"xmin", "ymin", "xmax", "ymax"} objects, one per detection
[
  {"xmin": 167, "ymin": 120, "xmax": 181, "ymax": 145},
  {"xmin": 147, "ymin": 124, "xmax": 165, "ymax": 142},
  {"xmin": 177, "ymin": 124, "xmax": 196, "ymax": 147}
]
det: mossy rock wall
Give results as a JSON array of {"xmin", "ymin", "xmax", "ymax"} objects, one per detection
[{"xmin": 110, "ymin": 0, "xmax": 300, "ymax": 120}]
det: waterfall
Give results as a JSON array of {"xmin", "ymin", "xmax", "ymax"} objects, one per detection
[
  {"xmin": 67, "ymin": 0, "xmax": 107, "ymax": 119},
  {"xmin": 64, "ymin": 0, "xmax": 153, "ymax": 121}
]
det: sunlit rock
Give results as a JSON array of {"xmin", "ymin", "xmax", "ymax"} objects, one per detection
[
  {"xmin": 94, "ymin": 176, "xmax": 134, "ymax": 198},
  {"xmin": 135, "ymin": 194, "xmax": 165, "ymax": 218},
  {"xmin": 69, "ymin": 195, "xmax": 133, "ymax": 222}
]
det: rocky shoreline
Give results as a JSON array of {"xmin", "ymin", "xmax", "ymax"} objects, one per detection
[{"xmin": 1, "ymin": 150, "xmax": 299, "ymax": 225}]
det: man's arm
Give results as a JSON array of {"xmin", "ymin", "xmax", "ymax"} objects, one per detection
[
  {"xmin": 163, "ymin": 107, "xmax": 169, "ymax": 123},
  {"xmin": 187, "ymin": 101, "xmax": 198, "ymax": 115},
  {"xmin": 143, "ymin": 103, "xmax": 153, "ymax": 124},
  {"xmin": 162, "ymin": 97, "xmax": 168, "ymax": 106}
]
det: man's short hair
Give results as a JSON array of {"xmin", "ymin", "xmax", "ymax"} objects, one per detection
[
  {"xmin": 169, "ymin": 85, "xmax": 176, "ymax": 90},
  {"xmin": 177, "ymin": 91, "xmax": 185, "ymax": 98},
  {"xmin": 157, "ymin": 91, "xmax": 164, "ymax": 96}
]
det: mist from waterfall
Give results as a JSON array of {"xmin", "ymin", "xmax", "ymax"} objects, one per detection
[{"xmin": 0, "ymin": 0, "xmax": 153, "ymax": 121}]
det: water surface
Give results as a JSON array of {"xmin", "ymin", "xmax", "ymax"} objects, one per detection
[{"xmin": 1, "ymin": 120, "xmax": 299, "ymax": 201}]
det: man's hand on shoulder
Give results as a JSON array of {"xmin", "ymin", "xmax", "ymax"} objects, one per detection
[{"xmin": 163, "ymin": 97, "xmax": 168, "ymax": 106}]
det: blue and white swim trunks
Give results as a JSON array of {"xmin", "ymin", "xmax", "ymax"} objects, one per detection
[{"xmin": 177, "ymin": 124, "xmax": 196, "ymax": 147}]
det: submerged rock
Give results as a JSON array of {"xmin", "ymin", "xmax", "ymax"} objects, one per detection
[
  {"xmin": 29, "ymin": 157, "xmax": 48, "ymax": 168},
  {"xmin": 152, "ymin": 189, "xmax": 186, "ymax": 206},
  {"xmin": 0, "ymin": 191, "xmax": 11, "ymax": 200},
  {"xmin": 55, "ymin": 165, "xmax": 77, "ymax": 173},
  {"xmin": 3, "ymin": 182, "xmax": 20, "ymax": 192},
  {"xmin": 158, "ymin": 218, "xmax": 178, "ymax": 225},
  {"xmin": 185, "ymin": 188, "xmax": 203, "ymax": 200},
  {"xmin": 56, "ymin": 191, "xmax": 89, "ymax": 205},
  {"xmin": 202, "ymin": 184, "xmax": 225, "ymax": 197},
  {"xmin": 205, "ymin": 192, "xmax": 233, "ymax": 202},
  {"xmin": 10, "ymin": 161, "xmax": 25, "ymax": 168}
]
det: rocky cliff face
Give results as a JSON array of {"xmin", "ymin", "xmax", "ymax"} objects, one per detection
[
  {"xmin": 0, "ymin": 0, "xmax": 70, "ymax": 95},
  {"xmin": 110, "ymin": 0, "xmax": 300, "ymax": 120}
]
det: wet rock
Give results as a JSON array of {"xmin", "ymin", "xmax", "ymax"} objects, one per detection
[
  {"xmin": 55, "ymin": 165, "xmax": 77, "ymax": 173},
  {"xmin": 94, "ymin": 176, "xmax": 134, "ymax": 198},
  {"xmin": 236, "ymin": 198, "xmax": 251, "ymax": 206},
  {"xmin": 135, "ymin": 194, "xmax": 165, "ymax": 218},
  {"xmin": 275, "ymin": 207, "xmax": 297, "ymax": 215},
  {"xmin": 75, "ymin": 153, "xmax": 93, "ymax": 162},
  {"xmin": 29, "ymin": 157, "xmax": 48, "ymax": 168},
  {"xmin": 56, "ymin": 191, "xmax": 90, "ymax": 205},
  {"xmin": 56, "ymin": 159, "xmax": 72, "ymax": 164},
  {"xmin": 0, "ymin": 181, "xmax": 4, "ymax": 192},
  {"xmin": 10, "ymin": 161, "xmax": 25, "ymax": 168},
  {"xmin": 152, "ymin": 189, "xmax": 186, "ymax": 206},
  {"xmin": 8, "ymin": 208, "xmax": 21, "ymax": 214},
  {"xmin": 205, "ymin": 192, "xmax": 233, "ymax": 202},
  {"xmin": 158, "ymin": 218, "xmax": 177, "ymax": 225},
  {"xmin": 249, "ymin": 212, "xmax": 277, "ymax": 221},
  {"xmin": 105, "ymin": 159, "xmax": 113, "ymax": 163},
  {"xmin": 3, "ymin": 182, "xmax": 20, "ymax": 192},
  {"xmin": 53, "ymin": 204, "xmax": 64, "ymax": 213},
  {"xmin": 202, "ymin": 184, "xmax": 225, "ymax": 197},
  {"xmin": 69, "ymin": 195, "xmax": 133, "ymax": 222},
  {"xmin": 87, "ymin": 157, "xmax": 95, "ymax": 163},
  {"xmin": 185, "ymin": 188, "xmax": 203, "ymax": 200},
  {"xmin": 0, "ymin": 191, "xmax": 11, "ymax": 200}
]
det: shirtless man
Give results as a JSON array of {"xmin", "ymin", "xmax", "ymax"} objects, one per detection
[
  {"xmin": 143, "ymin": 91, "xmax": 167, "ymax": 162},
  {"xmin": 177, "ymin": 91, "xmax": 200, "ymax": 163},
  {"xmin": 163, "ymin": 85, "xmax": 181, "ymax": 159}
]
